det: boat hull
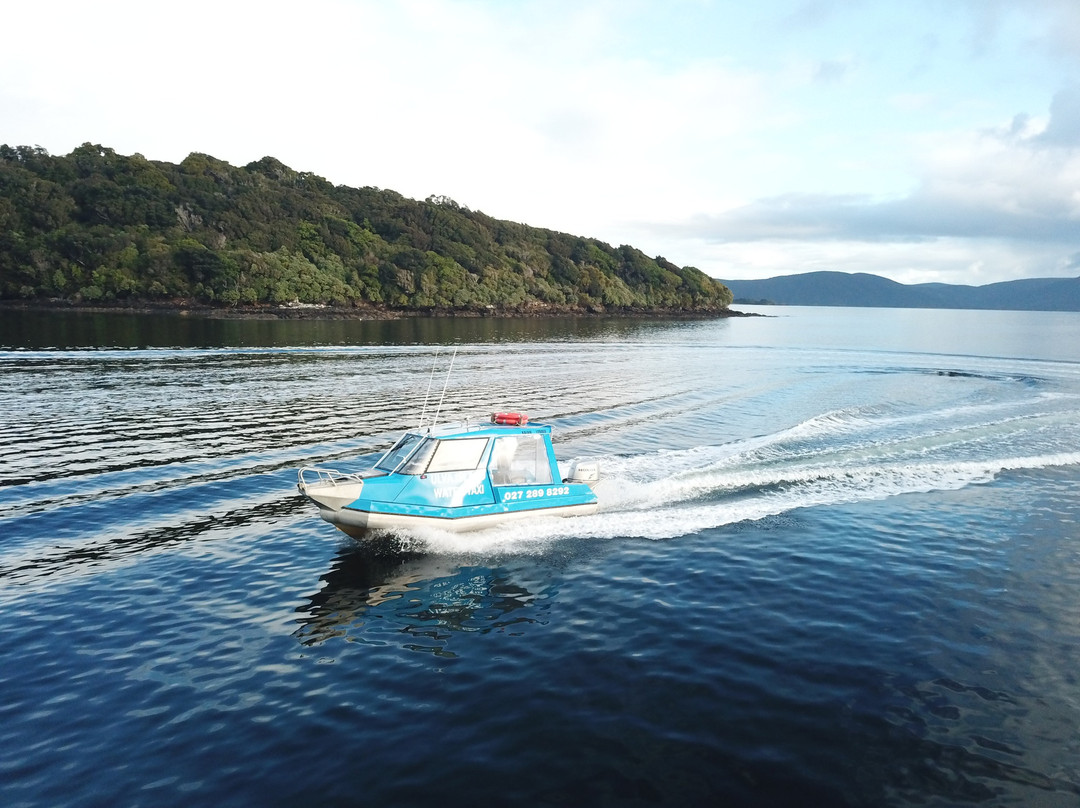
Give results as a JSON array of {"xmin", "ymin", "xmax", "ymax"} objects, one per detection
[{"xmin": 320, "ymin": 500, "xmax": 599, "ymax": 536}]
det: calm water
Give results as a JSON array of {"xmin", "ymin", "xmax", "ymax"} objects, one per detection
[{"xmin": 2, "ymin": 306, "xmax": 1079, "ymax": 807}]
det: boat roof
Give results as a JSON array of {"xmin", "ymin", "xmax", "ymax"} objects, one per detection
[{"xmin": 413, "ymin": 420, "xmax": 552, "ymax": 440}]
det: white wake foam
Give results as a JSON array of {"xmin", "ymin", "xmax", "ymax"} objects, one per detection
[{"xmin": 400, "ymin": 399, "xmax": 1080, "ymax": 552}]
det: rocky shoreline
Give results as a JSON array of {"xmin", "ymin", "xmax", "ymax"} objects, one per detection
[{"xmin": 1, "ymin": 298, "xmax": 761, "ymax": 320}]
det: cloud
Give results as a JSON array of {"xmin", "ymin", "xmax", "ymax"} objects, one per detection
[
  {"xmin": 662, "ymin": 196, "xmax": 1070, "ymax": 247},
  {"xmin": 959, "ymin": 0, "xmax": 1080, "ymax": 63},
  {"xmin": 782, "ymin": 0, "xmax": 862, "ymax": 30},
  {"xmin": 634, "ymin": 79, "xmax": 1080, "ymax": 284},
  {"xmin": 1023, "ymin": 0, "xmax": 1080, "ymax": 63},
  {"xmin": 1035, "ymin": 83, "xmax": 1080, "ymax": 147},
  {"xmin": 663, "ymin": 158, "xmax": 1079, "ymax": 246},
  {"xmin": 648, "ymin": 86, "xmax": 1080, "ymax": 271},
  {"xmin": 687, "ymin": 189, "xmax": 1078, "ymax": 243},
  {"xmin": 663, "ymin": 230, "xmax": 1080, "ymax": 286},
  {"xmin": 813, "ymin": 59, "xmax": 853, "ymax": 84}
]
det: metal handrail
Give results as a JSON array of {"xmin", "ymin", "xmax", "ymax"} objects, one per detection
[{"xmin": 297, "ymin": 466, "xmax": 365, "ymax": 488}]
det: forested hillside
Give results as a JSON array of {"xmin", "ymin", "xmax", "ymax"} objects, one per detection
[{"xmin": 0, "ymin": 143, "xmax": 732, "ymax": 313}]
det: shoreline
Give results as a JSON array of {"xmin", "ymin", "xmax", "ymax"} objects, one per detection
[{"xmin": 1, "ymin": 299, "xmax": 761, "ymax": 320}]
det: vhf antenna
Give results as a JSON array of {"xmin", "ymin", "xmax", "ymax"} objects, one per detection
[
  {"xmin": 417, "ymin": 347, "xmax": 440, "ymax": 430},
  {"xmin": 431, "ymin": 347, "xmax": 458, "ymax": 428}
]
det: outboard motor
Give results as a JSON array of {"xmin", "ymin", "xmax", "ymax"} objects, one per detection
[{"xmin": 565, "ymin": 459, "xmax": 600, "ymax": 489}]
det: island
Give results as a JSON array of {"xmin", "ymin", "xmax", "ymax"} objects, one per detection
[{"xmin": 0, "ymin": 144, "xmax": 739, "ymax": 318}]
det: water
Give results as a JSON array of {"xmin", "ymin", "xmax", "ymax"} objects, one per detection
[{"xmin": 2, "ymin": 306, "xmax": 1079, "ymax": 807}]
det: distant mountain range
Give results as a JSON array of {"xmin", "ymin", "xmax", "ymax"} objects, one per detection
[{"xmin": 720, "ymin": 271, "xmax": 1080, "ymax": 312}]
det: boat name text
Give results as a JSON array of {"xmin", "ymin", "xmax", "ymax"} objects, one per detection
[{"xmin": 434, "ymin": 483, "xmax": 485, "ymax": 499}]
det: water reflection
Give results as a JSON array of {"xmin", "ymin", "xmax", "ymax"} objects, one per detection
[
  {"xmin": 1, "ymin": 308, "xmax": 698, "ymax": 350},
  {"xmin": 295, "ymin": 542, "xmax": 551, "ymax": 656}
]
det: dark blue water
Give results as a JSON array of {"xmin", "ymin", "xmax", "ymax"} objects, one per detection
[{"xmin": 2, "ymin": 306, "xmax": 1079, "ymax": 806}]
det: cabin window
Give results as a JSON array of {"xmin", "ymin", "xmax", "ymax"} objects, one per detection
[
  {"xmin": 424, "ymin": 438, "xmax": 490, "ymax": 473},
  {"xmin": 487, "ymin": 434, "xmax": 554, "ymax": 486},
  {"xmin": 375, "ymin": 433, "xmax": 425, "ymax": 472},
  {"xmin": 400, "ymin": 438, "xmax": 437, "ymax": 474}
]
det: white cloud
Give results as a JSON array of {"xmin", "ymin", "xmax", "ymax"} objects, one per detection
[
  {"xmin": 645, "ymin": 87, "xmax": 1080, "ymax": 282},
  {"xmin": 689, "ymin": 236, "xmax": 1077, "ymax": 286},
  {"xmin": 1035, "ymin": 83, "xmax": 1080, "ymax": 146}
]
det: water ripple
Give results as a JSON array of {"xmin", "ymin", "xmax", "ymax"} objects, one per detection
[{"xmin": 3, "ymin": 311, "xmax": 1080, "ymax": 807}]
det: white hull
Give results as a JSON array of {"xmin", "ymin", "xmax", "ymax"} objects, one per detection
[{"xmin": 320, "ymin": 501, "xmax": 599, "ymax": 536}]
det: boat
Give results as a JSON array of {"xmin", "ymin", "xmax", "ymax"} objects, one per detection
[{"xmin": 297, "ymin": 412, "xmax": 600, "ymax": 536}]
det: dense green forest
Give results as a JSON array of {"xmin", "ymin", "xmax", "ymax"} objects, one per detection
[{"xmin": 0, "ymin": 143, "xmax": 732, "ymax": 313}]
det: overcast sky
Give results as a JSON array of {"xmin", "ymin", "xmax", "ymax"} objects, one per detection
[{"xmin": 3, "ymin": 0, "xmax": 1079, "ymax": 284}]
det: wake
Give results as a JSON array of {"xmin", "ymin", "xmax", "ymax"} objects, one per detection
[{"xmin": 408, "ymin": 398, "xmax": 1080, "ymax": 552}]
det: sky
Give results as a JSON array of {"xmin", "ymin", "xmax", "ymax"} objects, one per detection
[{"xmin": 3, "ymin": 0, "xmax": 1080, "ymax": 285}]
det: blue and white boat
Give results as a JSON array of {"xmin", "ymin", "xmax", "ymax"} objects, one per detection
[{"xmin": 297, "ymin": 412, "xmax": 599, "ymax": 535}]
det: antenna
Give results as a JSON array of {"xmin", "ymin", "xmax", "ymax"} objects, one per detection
[
  {"xmin": 417, "ymin": 347, "xmax": 440, "ymax": 429},
  {"xmin": 431, "ymin": 347, "xmax": 458, "ymax": 427}
]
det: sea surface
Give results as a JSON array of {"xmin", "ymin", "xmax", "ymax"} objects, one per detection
[{"xmin": 1, "ymin": 305, "xmax": 1079, "ymax": 807}]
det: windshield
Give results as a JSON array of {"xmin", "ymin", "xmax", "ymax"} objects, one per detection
[
  {"xmin": 401, "ymin": 438, "xmax": 437, "ymax": 475},
  {"xmin": 374, "ymin": 433, "xmax": 426, "ymax": 473},
  {"xmin": 424, "ymin": 438, "xmax": 489, "ymax": 473},
  {"xmin": 399, "ymin": 437, "xmax": 489, "ymax": 475}
]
